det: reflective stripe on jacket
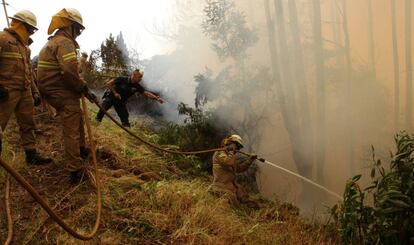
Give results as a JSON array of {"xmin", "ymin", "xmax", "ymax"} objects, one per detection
[
  {"xmin": 37, "ymin": 31, "xmax": 85, "ymax": 99},
  {"xmin": 0, "ymin": 28, "xmax": 34, "ymax": 91}
]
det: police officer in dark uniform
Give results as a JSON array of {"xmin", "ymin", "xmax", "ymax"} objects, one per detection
[{"xmin": 95, "ymin": 69, "xmax": 165, "ymax": 127}]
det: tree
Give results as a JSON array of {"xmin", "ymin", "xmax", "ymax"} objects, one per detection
[
  {"xmin": 367, "ymin": 0, "xmax": 376, "ymax": 79},
  {"xmin": 391, "ymin": 0, "xmax": 400, "ymax": 130},
  {"xmin": 100, "ymin": 33, "xmax": 128, "ymax": 76},
  {"xmin": 405, "ymin": 0, "xmax": 413, "ymax": 131},
  {"xmin": 200, "ymin": 0, "xmax": 266, "ymax": 149},
  {"xmin": 342, "ymin": 0, "xmax": 355, "ymax": 173},
  {"xmin": 288, "ymin": 0, "xmax": 314, "ymax": 177},
  {"xmin": 115, "ymin": 31, "xmax": 130, "ymax": 68},
  {"xmin": 202, "ymin": 0, "xmax": 258, "ymax": 63},
  {"xmin": 312, "ymin": 0, "xmax": 326, "ymax": 184}
]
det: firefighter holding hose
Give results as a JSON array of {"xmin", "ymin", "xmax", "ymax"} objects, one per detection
[
  {"xmin": 212, "ymin": 134, "xmax": 258, "ymax": 206},
  {"xmin": 37, "ymin": 8, "xmax": 96, "ymax": 184}
]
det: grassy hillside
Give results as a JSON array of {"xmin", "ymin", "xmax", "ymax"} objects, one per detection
[{"xmin": 0, "ymin": 105, "xmax": 339, "ymax": 244}]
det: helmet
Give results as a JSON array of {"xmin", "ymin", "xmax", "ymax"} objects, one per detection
[
  {"xmin": 48, "ymin": 8, "xmax": 84, "ymax": 35},
  {"xmin": 224, "ymin": 134, "xmax": 244, "ymax": 147},
  {"xmin": 64, "ymin": 8, "xmax": 84, "ymax": 29},
  {"xmin": 9, "ymin": 10, "xmax": 38, "ymax": 30}
]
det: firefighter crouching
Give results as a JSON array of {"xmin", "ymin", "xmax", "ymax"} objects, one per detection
[
  {"xmin": 0, "ymin": 10, "xmax": 52, "ymax": 165},
  {"xmin": 37, "ymin": 8, "xmax": 96, "ymax": 183},
  {"xmin": 212, "ymin": 135, "xmax": 257, "ymax": 206},
  {"xmin": 95, "ymin": 69, "xmax": 165, "ymax": 127}
]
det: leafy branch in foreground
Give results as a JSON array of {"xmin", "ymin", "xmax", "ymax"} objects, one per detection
[{"xmin": 331, "ymin": 132, "xmax": 414, "ymax": 244}]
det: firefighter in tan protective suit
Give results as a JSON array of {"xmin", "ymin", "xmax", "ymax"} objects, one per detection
[
  {"xmin": 0, "ymin": 10, "xmax": 52, "ymax": 165},
  {"xmin": 78, "ymin": 52, "xmax": 88, "ymax": 80},
  {"xmin": 212, "ymin": 135, "xmax": 257, "ymax": 205},
  {"xmin": 37, "ymin": 8, "xmax": 96, "ymax": 183}
]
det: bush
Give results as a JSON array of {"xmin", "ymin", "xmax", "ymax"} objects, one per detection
[
  {"xmin": 331, "ymin": 132, "xmax": 414, "ymax": 244},
  {"xmin": 157, "ymin": 103, "xmax": 230, "ymax": 173},
  {"xmin": 158, "ymin": 103, "xmax": 229, "ymax": 151}
]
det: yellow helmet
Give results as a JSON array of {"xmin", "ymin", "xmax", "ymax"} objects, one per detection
[
  {"xmin": 48, "ymin": 8, "xmax": 85, "ymax": 35},
  {"xmin": 224, "ymin": 134, "xmax": 244, "ymax": 147},
  {"xmin": 9, "ymin": 10, "xmax": 38, "ymax": 30},
  {"xmin": 65, "ymin": 8, "xmax": 84, "ymax": 29}
]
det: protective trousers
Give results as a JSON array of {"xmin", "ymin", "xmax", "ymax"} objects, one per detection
[
  {"xmin": 0, "ymin": 89, "xmax": 36, "ymax": 150},
  {"xmin": 96, "ymin": 97, "xmax": 129, "ymax": 125},
  {"xmin": 47, "ymin": 98, "xmax": 85, "ymax": 172}
]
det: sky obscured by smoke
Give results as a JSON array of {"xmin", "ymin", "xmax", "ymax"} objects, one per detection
[{"xmin": 140, "ymin": 0, "xmax": 413, "ymax": 214}]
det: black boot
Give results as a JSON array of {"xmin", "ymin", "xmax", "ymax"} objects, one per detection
[
  {"xmin": 122, "ymin": 122, "xmax": 131, "ymax": 128},
  {"xmin": 80, "ymin": 146, "xmax": 90, "ymax": 160},
  {"xmin": 25, "ymin": 149, "xmax": 52, "ymax": 165}
]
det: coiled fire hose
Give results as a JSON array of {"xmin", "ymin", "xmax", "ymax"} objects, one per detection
[{"xmin": 0, "ymin": 96, "xmax": 102, "ymax": 242}]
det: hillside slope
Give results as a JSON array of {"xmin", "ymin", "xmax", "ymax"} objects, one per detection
[{"xmin": 0, "ymin": 105, "xmax": 339, "ymax": 244}]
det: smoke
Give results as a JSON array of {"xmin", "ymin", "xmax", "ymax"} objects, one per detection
[{"xmin": 125, "ymin": 0, "xmax": 411, "ymax": 216}]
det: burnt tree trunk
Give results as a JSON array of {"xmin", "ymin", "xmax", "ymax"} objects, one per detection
[
  {"xmin": 391, "ymin": 0, "xmax": 400, "ymax": 131},
  {"xmin": 331, "ymin": 0, "xmax": 343, "ymax": 66},
  {"xmin": 368, "ymin": 0, "xmax": 376, "ymax": 79},
  {"xmin": 342, "ymin": 0, "xmax": 355, "ymax": 174},
  {"xmin": 273, "ymin": 0, "xmax": 313, "ymax": 179},
  {"xmin": 288, "ymin": 0, "xmax": 315, "ymax": 175},
  {"xmin": 405, "ymin": 0, "xmax": 413, "ymax": 131},
  {"xmin": 312, "ymin": 0, "xmax": 326, "ymax": 184}
]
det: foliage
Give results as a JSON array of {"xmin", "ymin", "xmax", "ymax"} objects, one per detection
[
  {"xmin": 83, "ymin": 32, "xmax": 131, "ymax": 88},
  {"xmin": 331, "ymin": 132, "xmax": 414, "ymax": 244},
  {"xmin": 100, "ymin": 33, "xmax": 129, "ymax": 76},
  {"xmin": 199, "ymin": 0, "xmax": 273, "ymax": 151},
  {"xmin": 202, "ymin": 0, "xmax": 258, "ymax": 61},
  {"xmin": 157, "ymin": 102, "xmax": 229, "ymax": 154},
  {"xmin": 194, "ymin": 68, "xmax": 215, "ymax": 108}
]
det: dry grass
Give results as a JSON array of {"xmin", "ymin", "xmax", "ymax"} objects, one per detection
[{"xmin": 0, "ymin": 104, "xmax": 340, "ymax": 244}]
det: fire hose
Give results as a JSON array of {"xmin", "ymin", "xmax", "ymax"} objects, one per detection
[
  {"xmin": 0, "ymin": 96, "xmax": 101, "ymax": 243},
  {"xmin": 92, "ymin": 99, "xmax": 342, "ymax": 200},
  {"xmin": 0, "ymin": 96, "xmax": 342, "ymax": 242},
  {"xmin": 90, "ymin": 98, "xmax": 226, "ymax": 155}
]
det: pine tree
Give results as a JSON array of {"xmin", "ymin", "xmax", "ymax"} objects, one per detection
[{"xmin": 100, "ymin": 33, "xmax": 128, "ymax": 76}]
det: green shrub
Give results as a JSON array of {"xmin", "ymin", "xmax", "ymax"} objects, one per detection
[
  {"xmin": 158, "ymin": 103, "xmax": 229, "ymax": 151},
  {"xmin": 332, "ymin": 132, "xmax": 414, "ymax": 244}
]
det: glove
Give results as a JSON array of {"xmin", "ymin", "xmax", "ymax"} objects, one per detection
[
  {"xmin": 33, "ymin": 92, "xmax": 42, "ymax": 106},
  {"xmin": 0, "ymin": 84, "xmax": 9, "ymax": 102}
]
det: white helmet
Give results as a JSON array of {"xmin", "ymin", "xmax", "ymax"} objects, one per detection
[
  {"xmin": 225, "ymin": 134, "xmax": 244, "ymax": 147},
  {"xmin": 9, "ymin": 10, "xmax": 38, "ymax": 30},
  {"xmin": 64, "ymin": 8, "xmax": 85, "ymax": 29}
]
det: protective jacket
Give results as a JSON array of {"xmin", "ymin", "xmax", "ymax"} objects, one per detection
[
  {"xmin": 37, "ymin": 31, "xmax": 85, "ymax": 99},
  {"xmin": 212, "ymin": 150, "xmax": 254, "ymax": 195},
  {"xmin": 0, "ymin": 28, "xmax": 37, "ymax": 92}
]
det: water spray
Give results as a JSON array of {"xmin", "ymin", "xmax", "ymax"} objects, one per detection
[{"xmin": 238, "ymin": 151, "xmax": 343, "ymax": 200}]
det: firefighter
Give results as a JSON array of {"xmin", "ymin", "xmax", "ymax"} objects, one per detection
[
  {"xmin": 212, "ymin": 134, "xmax": 257, "ymax": 205},
  {"xmin": 32, "ymin": 56, "xmax": 57, "ymax": 119},
  {"xmin": 78, "ymin": 52, "xmax": 88, "ymax": 80},
  {"xmin": 95, "ymin": 69, "xmax": 166, "ymax": 127},
  {"xmin": 37, "ymin": 8, "xmax": 96, "ymax": 183},
  {"xmin": 0, "ymin": 10, "xmax": 52, "ymax": 165}
]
